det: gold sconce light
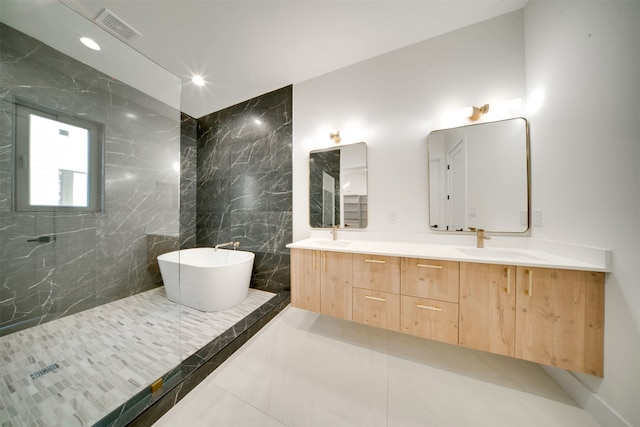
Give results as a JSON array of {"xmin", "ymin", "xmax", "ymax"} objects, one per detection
[
  {"xmin": 469, "ymin": 104, "xmax": 490, "ymax": 121},
  {"xmin": 330, "ymin": 131, "xmax": 341, "ymax": 144}
]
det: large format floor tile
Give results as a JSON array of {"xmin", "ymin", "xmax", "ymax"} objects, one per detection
[{"xmin": 155, "ymin": 306, "xmax": 600, "ymax": 427}]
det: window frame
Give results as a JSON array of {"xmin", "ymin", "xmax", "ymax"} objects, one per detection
[{"xmin": 13, "ymin": 99, "xmax": 105, "ymax": 213}]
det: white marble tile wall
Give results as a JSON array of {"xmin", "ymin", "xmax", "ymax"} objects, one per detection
[
  {"xmin": 0, "ymin": 287, "xmax": 275, "ymax": 427},
  {"xmin": 155, "ymin": 306, "xmax": 600, "ymax": 427}
]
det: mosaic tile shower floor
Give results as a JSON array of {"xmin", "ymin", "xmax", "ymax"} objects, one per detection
[{"xmin": 0, "ymin": 287, "xmax": 276, "ymax": 427}]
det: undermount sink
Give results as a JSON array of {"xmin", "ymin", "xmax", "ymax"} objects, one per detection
[
  {"xmin": 455, "ymin": 247, "xmax": 543, "ymax": 261},
  {"xmin": 309, "ymin": 239, "xmax": 352, "ymax": 248}
]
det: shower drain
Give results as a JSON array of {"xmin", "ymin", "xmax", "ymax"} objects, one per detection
[{"xmin": 30, "ymin": 363, "xmax": 60, "ymax": 380}]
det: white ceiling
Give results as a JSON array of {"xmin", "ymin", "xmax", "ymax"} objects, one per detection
[{"xmin": 15, "ymin": 1, "xmax": 527, "ymax": 119}]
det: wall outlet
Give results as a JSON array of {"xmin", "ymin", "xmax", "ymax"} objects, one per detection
[
  {"xmin": 534, "ymin": 210, "xmax": 543, "ymax": 227},
  {"xmin": 390, "ymin": 212, "xmax": 397, "ymax": 224}
]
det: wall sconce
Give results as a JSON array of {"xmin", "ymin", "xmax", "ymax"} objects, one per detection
[
  {"xmin": 330, "ymin": 131, "xmax": 341, "ymax": 144},
  {"xmin": 469, "ymin": 104, "xmax": 490, "ymax": 121}
]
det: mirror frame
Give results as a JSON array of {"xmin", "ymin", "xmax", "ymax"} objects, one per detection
[
  {"xmin": 427, "ymin": 117, "xmax": 530, "ymax": 233},
  {"xmin": 309, "ymin": 142, "xmax": 368, "ymax": 229}
]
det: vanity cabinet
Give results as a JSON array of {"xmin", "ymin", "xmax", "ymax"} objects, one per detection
[
  {"xmin": 459, "ymin": 263, "xmax": 516, "ymax": 357},
  {"xmin": 514, "ymin": 267, "xmax": 604, "ymax": 377},
  {"xmin": 290, "ymin": 248, "xmax": 605, "ymax": 377},
  {"xmin": 290, "ymin": 249, "xmax": 353, "ymax": 320}
]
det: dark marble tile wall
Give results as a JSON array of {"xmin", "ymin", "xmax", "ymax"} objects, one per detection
[
  {"xmin": 180, "ymin": 113, "xmax": 197, "ymax": 249},
  {"xmin": 0, "ymin": 23, "xmax": 181, "ymax": 335},
  {"xmin": 196, "ymin": 86, "xmax": 292, "ymax": 292}
]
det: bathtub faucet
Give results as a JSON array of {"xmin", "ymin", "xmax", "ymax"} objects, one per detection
[{"xmin": 215, "ymin": 241, "xmax": 240, "ymax": 251}]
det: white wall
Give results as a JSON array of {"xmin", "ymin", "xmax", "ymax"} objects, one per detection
[
  {"xmin": 525, "ymin": 2, "xmax": 640, "ymax": 426},
  {"xmin": 293, "ymin": 3, "xmax": 639, "ymax": 425},
  {"xmin": 293, "ymin": 10, "xmax": 527, "ymax": 242}
]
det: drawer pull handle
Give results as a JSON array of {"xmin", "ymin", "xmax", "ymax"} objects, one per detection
[
  {"xmin": 313, "ymin": 252, "xmax": 317, "ymax": 270},
  {"xmin": 416, "ymin": 304, "xmax": 442, "ymax": 311},
  {"xmin": 504, "ymin": 267, "xmax": 511, "ymax": 293},
  {"xmin": 365, "ymin": 295, "xmax": 386, "ymax": 302},
  {"xmin": 323, "ymin": 252, "xmax": 327, "ymax": 272},
  {"xmin": 525, "ymin": 269, "xmax": 533, "ymax": 296},
  {"xmin": 416, "ymin": 263, "xmax": 443, "ymax": 269},
  {"xmin": 365, "ymin": 259, "xmax": 386, "ymax": 264}
]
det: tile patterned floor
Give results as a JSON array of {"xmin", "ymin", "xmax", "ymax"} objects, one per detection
[
  {"xmin": 0, "ymin": 287, "xmax": 275, "ymax": 427},
  {"xmin": 154, "ymin": 306, "xmax": 601, "ymax": 427}
]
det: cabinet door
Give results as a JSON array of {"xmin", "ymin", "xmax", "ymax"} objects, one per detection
[
  {"xmin": 320, "ymin": 251, "xmax": 353, "ymax": 320},
  {"xmin": 515, "ymin": 267, "xmax": 604, "ymax": 376},
  {"xmin": 401, "ymin": 258, "xmax": 459, "ymax": 302},
  {"xmin": 401, "ymin": 295, "xmax": 459, "ymax": 345},
  {"xmin": 353, "ymin": 288, "xmax": 400, "ymax": 331},
  {"xmin": 290, "ymin": 249, "xmax": 320, "ymax": 312},
  {"xmin": 459, "ymin": 263, "xmax": 515, "ymax": 356},
  {"xmin": 353, "ymin": 254, "xmax": 400, "ymax": 293}
]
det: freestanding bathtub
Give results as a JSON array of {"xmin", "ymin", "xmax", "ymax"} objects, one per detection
[{"xmin": 157, "ymin": 247, "xmax": 255, "ymax": 312}]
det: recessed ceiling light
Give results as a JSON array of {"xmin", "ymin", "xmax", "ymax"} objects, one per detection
[
  {"xmin": 191, "ymin": 75, "xmax": 205, "ymax": 86},
  {"xmin": 80, "ymin": 37, "xmax": 101, "ymax": 51}
]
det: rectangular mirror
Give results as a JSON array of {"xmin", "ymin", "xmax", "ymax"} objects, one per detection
[
  {"xmin": 310, "ymin": 142, "xmax": 368, "ymax": 228},
  {"xmin": 428, "ymin": 118, "xmax": 529, "ymax": 233}
]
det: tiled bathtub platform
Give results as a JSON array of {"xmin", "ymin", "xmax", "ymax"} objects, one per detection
[{"xmin": 0, "ymin": 287, "xmax": 278, "ymax": 427}]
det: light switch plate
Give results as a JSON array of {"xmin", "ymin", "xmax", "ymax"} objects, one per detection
[{"xmin": 534, "ymin": 210, "xmax": 543, "ymax": 227}]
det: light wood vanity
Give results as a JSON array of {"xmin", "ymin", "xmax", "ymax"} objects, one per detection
[{"xmin": 289, "ymin": 242, "xmax": 607, "ymax": 377}]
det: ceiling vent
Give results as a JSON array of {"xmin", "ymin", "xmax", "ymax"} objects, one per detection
[{"xmin": 95, "ymin": 9, "xmax": 141, "ymax": 43}]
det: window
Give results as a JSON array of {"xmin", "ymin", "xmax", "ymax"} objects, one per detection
[{"xmin": 14, "ymin": 101, "xmax": 104, "ymax": 212}]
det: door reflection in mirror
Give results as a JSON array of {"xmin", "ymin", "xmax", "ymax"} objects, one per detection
[{"xmin": 428, "ymin": 118, "xmax": 529, "ymax": 233}]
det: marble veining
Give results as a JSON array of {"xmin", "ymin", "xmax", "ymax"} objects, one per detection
[
  {"xmin": 0, "ymin": 23, "xmax": 181, "ymax": 335},
  {"xmin": 196, "ymin": 86, "xmax": 292, "ymax": 292},
  {"xmin": 180, "ymin": 113, "xmax": 197, "ymax": 250}
]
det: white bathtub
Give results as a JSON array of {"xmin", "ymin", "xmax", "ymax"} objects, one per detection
[{"xmin": 157, "ymin": 247, "xmax": 255, "ymax": 312}]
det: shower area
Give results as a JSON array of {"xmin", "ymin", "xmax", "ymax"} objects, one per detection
[{"xmin": 0, "ymin": 2, "xmax": 289, "ymax": 426}]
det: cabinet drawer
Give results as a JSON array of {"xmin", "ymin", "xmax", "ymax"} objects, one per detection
[
  {"xmin": 353, "ymin": 288, "xmax": 400, "ymax": 331},
  {"xmin": 353, "ymin": 254, "xmax": 400, "ymax": 293},
  {"xmin": 401, "ymin": 258, "xmax": 459, "ymax": 302},
  {"xmin": 401, "ymin": 295, "xmax": 459, "ymax": 345}
]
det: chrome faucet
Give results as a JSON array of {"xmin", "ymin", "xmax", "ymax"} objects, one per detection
[
  {"xmin": 469, "ymin": 227, "xmax": 490, "ymax": 248},
  {"xmin": 215, "ymin": 241, "xmax": 240, "ymax": 251}
]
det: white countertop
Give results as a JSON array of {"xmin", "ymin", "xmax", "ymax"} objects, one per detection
[{"xmin": 286, "ymin": 238, "xmax": 611, "ymax": 272}]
